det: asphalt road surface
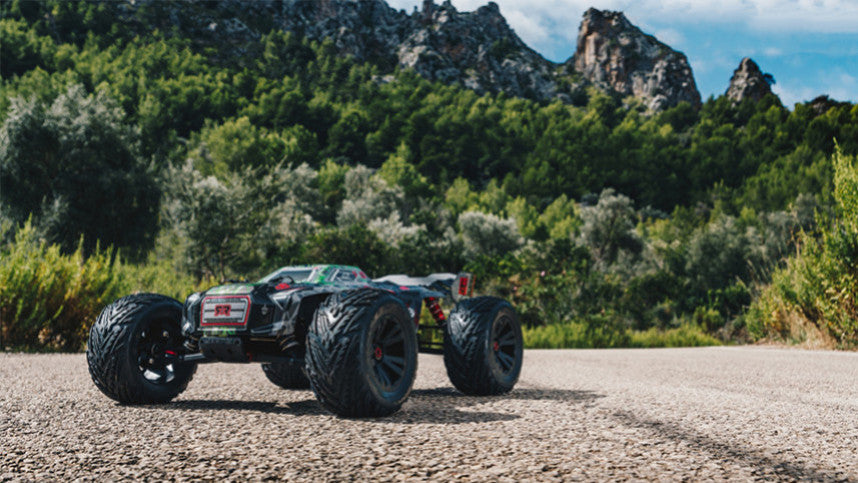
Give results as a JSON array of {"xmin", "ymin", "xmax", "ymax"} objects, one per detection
[{"xmin": 2, "ymin": 347, "xmax": 857, "ymax": 481}]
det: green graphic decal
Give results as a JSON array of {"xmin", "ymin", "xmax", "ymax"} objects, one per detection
[
  {"xmin": 202, "ymin": 327, "xmax": 238, "ymax": 337},
  {"xmin": 208, "ymin": 284, "xmax": 255, "ymax": 295}
]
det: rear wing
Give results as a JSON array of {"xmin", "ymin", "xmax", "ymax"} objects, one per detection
[
  {"xmin": 374, "ymin": 272, "xmax": 474, "ymax": 300},
  {"xmin": 452, "ymin": 272, "xmax": 474, "ymax": 298}
]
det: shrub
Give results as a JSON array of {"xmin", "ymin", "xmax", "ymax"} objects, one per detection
[
  {"xmin": 0, "ymin": 222, "xmax": 213, "ymax": 351},
  {"xmin": 577, "ymin": 189, "xmax": 643, "ymax": 266},
  {"xmin": 302, "ymin": 225, "xmax": 394, "ymax": 277},
  {"xmin": 458, "ymin": 211, "xmax": 523, "ymax": 258},
  {"xmin": 163, "ymin": 161, "xmax": 316, "ymax": 279},
  {"xmin": 627, "ymin": 324, "xmax": 721, "ymax": 348},
  {"xmin": 0, "ymin": 84, "xmax": 159, "ymax": 255},
  {"xmin": 523, "ymin": 315, "xmax": 630, "ymax": 349},
  {"xmin": 0, "ymin": 222, "xmax": 123, "ymax": 351},
  {"xmin": 747, "ymin": 148, "xmax": 858, "ymax": 347}
]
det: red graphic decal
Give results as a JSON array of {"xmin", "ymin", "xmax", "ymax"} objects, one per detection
[
  {"xmin": 214, "ymin": 305, "xmax": 232, "ymax": 317},
  {"xmin": 458, "ymin": 276, "xmax": 469, "ymax": 295}
]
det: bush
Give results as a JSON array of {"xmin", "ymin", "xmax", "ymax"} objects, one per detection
[
  {"xmin": 0, "ymin": 221, "xmax": 211, "ymax": 351},
  {"xmin": 163, "ymin": 161, "xmax": 318, "ymax": 279},
  {"xmin": 627, "ymin": 324, "xmax": 721, "ymax": 348},
  {"xmin": 523, "ymin": 315, "xmax": 629, "ymax": 349},
  {"xmin": 747, "ymin": 148, "xmax": 858, "ymax": 347},
  {"xmin": 577, "ymin": 189, "xmax": 643, "ymax": 266},
  {"xmin": 458, "ymin": 211, "xmax": 523, "ymax": 258},
  {"xmin": 301, "ymin": 225, "xmax": 394, "ymax": 278},
  {"xmin": 0, "ymin": 85, "xmax": 159, "ymax": 256},
  {"xmin": 523, "ymin": 319, "xmax": 718, "ymax": 349},
  {"xmin": 0, "ymin": 222, "xmax": 123, "ymax": 351}
]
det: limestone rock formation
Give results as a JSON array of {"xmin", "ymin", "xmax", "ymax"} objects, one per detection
[
  {"xmin": 119, "ymin": 1, "xmax": 705, "ymax": 111},
  {"xmin": 725, "ymin": 57, "xmax": 775, "ymax": 103},
  {"xmin": 570, "ymin": 8, "xmax": 701, "ymax": 111},
  {"xmin": 396, "ymin": 1, "xmax": 568, "ymax": 101},
  {"xmin": 272, "ymin": 0, "xmax": 570, "ymax": 101}
]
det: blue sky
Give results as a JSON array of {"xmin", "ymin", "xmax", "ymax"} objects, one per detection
[{"xmin": 388, "ymin": 0, "xmax": 858, "ymax": 106}]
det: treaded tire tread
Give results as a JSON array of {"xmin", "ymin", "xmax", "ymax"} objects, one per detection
[
  {"xmin": 262, "ymin": 361, "xmax": 310, "ymax": 389},
  {"xmin": 443, "ymin": 296, "xmax": 522, "ymax": 396},
  {"xmin": 306, "ymin": 289, "xmax": 417, "ymax": 417},
  {"xmin": 86, "ymin": 293, "xmax": 196, "ymax": 404}
]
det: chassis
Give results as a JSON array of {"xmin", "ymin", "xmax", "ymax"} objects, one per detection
[{"xmin": 86, "ymin": 265, "xmax": 523, "ymax": 417}]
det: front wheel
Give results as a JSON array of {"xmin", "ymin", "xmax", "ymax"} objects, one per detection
[
  {"xmin": 86, "ymin": 293, "xmax": 196, "ymax": 404},
  {"xmin": 306, "ymin": 289, "xmax": 417, "ymax": 417},
  {"xmin": 443, "ymin": 296, "xmax": 523, "ymax": 395}
]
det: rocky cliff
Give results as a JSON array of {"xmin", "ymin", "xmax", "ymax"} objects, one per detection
[
  {"xmin": 725, "ymin": 57, "xmax": 775, "ymax": 104},
  {"xmin": 270, "ymin": 0, "xmax": 572, "ymax": 102},
  {"xmin": 127, "ymin": 0, "xmax": 705, "ymax": 111},
  {"xmin": 571, "ymin": 8, "xmax": 701, "ymax": 111},
  {"xmin": 397, "ymin": 1, "xmax": 568, "ymax": 101}
]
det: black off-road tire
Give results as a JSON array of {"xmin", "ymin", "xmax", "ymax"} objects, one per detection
[
  {"xmin": 86, "ymin": 293, "xmax": 196, "ymax": 404},
  {"xmin": 262, "ymin": 361, "xmax": 310, "ymax": 389},
  {"xmin": 306, "ymin": 289, "xmax": 417, "ymax": 417},
  {"xmin": 444, "ymin": 296, "xmax": 523, "ymax": 395}
]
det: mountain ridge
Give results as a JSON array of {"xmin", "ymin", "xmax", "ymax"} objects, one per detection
[{"xmin": 123, "ymin": 0, "xmax": 717, "ymax": 111}]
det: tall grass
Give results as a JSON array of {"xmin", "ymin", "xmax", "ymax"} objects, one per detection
[
  {"xmin": 747, "ymin": 148, "xmax": 858, "ymax": 348},
  {"xmin": 524, "ymin": 320, "xmax": 720, "ymax": 349},
  {"xmin": 0, "ymin": 222, "xmax": 211, "ymax": 351}
]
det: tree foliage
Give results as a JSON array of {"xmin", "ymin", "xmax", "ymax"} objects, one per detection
[
  {"xmin": 0, "ymin": 84, "xmax": 158, "ymax": 255},
  {"xmin": 748, "ymin": 149, "xmax": 858, "ymax": 347},
  {"xmin": 1, "ymin": 1, "xmax": 856, "ymax": 349}
]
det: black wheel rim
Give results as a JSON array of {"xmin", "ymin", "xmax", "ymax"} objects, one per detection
[
  {"xmin": 135, "ymin": 318, "xmax": 182, "ymax": 385},
  {"xmin": 491, "ymin": 315, "xmax": 518, "ymax": 375},
  {"xmin": 369, "ymin": 314, "xmax": 407, "ymax": 392}
]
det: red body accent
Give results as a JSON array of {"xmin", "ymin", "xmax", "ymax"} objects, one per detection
[
  {"xmin": 425, "ymin": 297, "xmax": 446, "ymax": 322},
  {"xmin": 275, "ymin": 283, "xmax": 290, "ymax": 291},
  {"xmin": 458, "ymin": 276, "xmax": 470, "ymax": 295}
]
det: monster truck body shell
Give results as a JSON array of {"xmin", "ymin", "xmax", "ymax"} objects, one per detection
[
  {"xmin": 87, "ymin": 263, "xmax": 520, "ymax": 416},
  {"xmin": 181, "ymin": 265, "xmax": 471, "ymax": 362}
]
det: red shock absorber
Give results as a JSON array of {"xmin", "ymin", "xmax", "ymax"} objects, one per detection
[{"xmin": 425, "ymin": 297, "xmax": 446, "ymax": 324}]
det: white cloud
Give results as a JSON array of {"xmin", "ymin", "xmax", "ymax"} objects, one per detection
[
  {"xmin": 391, "ymin": 0, "xmax": 858, "ymax": 35},
  {"xmin": 773, "ymin": 65, "xmax": 858, "ymax": 105},
  {"xmin": 502, "ymin": 8, "xmax": 551, "ymax": 44},
  {"xmin": 653, "ymin": 28, "xmax": 685, "ymax": 47},
  {"xmin": 772, "ymin": 83, "xmax": 817, "ymax": 105}
]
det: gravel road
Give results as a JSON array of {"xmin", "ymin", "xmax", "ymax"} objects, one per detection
[{"xmin": 2, "ymin": 347, "xmax": 857, "ymax": 481}]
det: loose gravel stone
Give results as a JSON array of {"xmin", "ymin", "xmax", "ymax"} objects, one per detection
[{"xmin": 1, "ymin": 347, "xmax": 856, "ymax": 481}]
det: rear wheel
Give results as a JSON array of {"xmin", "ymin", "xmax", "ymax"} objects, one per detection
[
  {"xmin": 262, "ymin": 361, "xmax": 310, "ymax": 389},
  {"xmin": 306, "ymin": 289, "xmax": 417, "ymax": 417},
  {"xmin": 443, "ymin": 296, "xmax": 523, "ymax": 395},
  {"xmin": 87, "ymin": 294, "xmax": 196, "ymax": 404}
]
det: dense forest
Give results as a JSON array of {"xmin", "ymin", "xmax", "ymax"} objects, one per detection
[{"xmin": 1, "ymin": 1, "xmax": 857, "ymax": 351}]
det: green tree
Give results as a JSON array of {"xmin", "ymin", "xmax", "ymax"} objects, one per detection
[
  {"xmin": 163, "ymin": 161, "xmax": 311, "ymax": 279},
  {"xmin": 458, "ymin": 211, "xmax": 523, "ymax": 258},
  {"xmin": 577, "ymin": 189, "xmax": 643, "ymax": 265},
  {"xmin": 0, "ymin": 85, "xmax": 159, "ymax": 255}
]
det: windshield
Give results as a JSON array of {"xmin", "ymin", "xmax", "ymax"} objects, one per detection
[{"xmin": 259, "ymin": 268, "xmax": 314, "ymax": 284}]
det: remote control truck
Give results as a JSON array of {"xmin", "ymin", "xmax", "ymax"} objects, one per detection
[{"xmin": 86, "ymin": 265, "xmax": 523, "ymax": 417}]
